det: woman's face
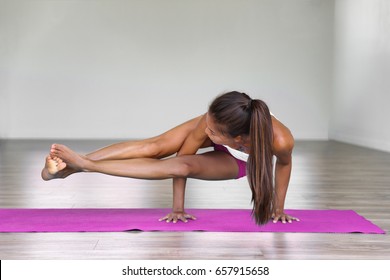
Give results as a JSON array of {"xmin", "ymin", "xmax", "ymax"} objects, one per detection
[{"xmin": 205, "ymin": 113, "xmax": 234, "ymax": 145}]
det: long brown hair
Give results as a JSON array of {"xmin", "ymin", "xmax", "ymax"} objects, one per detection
[{"xmin": 209, "ymin": 91, "xmax": 274, "ymax": 225}]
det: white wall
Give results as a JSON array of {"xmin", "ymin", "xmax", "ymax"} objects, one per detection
[
  {"xmin": 0, "ymin": 0, "xmax": 334, "ymax": 139},
  {"xmin": 0, "ymin": 0, "xmax": 9, "ymax": 138},
  {"xmin": 330, "ymin": 0, "xmax": 390, "ymax": 152}
]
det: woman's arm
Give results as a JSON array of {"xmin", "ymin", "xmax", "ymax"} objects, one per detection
[
  {"xmin": 273, "ymin": 141, "xmax": 296, "ymax": 223},
  {"xmin": 271, "ymin": 118, "xmax": 299, "ymax": 223},
  {"xmin": 159, "ymin": 114, "xmax": 209, "ymax": 223}
]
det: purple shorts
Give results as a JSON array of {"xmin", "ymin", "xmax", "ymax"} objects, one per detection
[{"xmin": 213, "ymin": 144, "xmax": 247, "ymax": 179}]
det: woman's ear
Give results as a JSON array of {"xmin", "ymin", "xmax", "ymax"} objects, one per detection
[
  {"xmin": 234, "ymin": 134, "xmax": 250, "ymax": 145},
  {"xmin": 233, "ymin": 135, "xmax": 243, "ymax": 143}
]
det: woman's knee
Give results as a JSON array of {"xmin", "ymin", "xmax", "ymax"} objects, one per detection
[
  {"xmin": 152, "ymin": 116, "xmax": 202, "ymax": 157},
  {"xmin": 170, "ymin": 157, "xmax": 197, "ymax": 178},
  {"xmin": 136, "ymin": 132, "xmax": 179, "ymax": 158},
  {"xmin": 141, "ymin": 141, "xmax": 163, "ymax": 158},
  {"xmin": 138, "ymin": 136, "xmax": 173, "ymax": 159}
]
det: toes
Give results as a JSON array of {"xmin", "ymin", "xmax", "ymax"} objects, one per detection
[
  {"xmin": 45, "ymin": 156, "xmax": 55, "ymax": 166},
  {"xmin": 50, "ymin": 144, "xmax": 63, "ymax": 157},
  {"xmin": 53, "ymin": 156, "xmax": 63, "ymax": 163},
  {"xmin": 51, "ymin": 144, "xmax": 68, "ymax": 156},
  {"xmin": 57, "ymin": 162, "xmax": 67, "ymax": 171}
]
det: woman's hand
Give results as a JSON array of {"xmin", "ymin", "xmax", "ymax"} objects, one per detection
[
  {"xmin": 272, "ymin": 210, "xmax": 300, "ymax": 224},
  {"xmin": 159, "ymin": 211, "xmax": 197, "ymax": 223}
]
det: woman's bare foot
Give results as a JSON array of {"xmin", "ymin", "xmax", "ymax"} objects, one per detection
[
  {"xmin": 50, "ymin": 144, "xmax": 89, "ymax": 172},
  {"xmin": 41, "ymin": 156, "xmax": 68, "ymax": 181}
]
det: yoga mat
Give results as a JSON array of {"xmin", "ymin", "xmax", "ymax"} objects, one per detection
[{"xmin": 0, "ymin": 208, "xmax": 385, "ymax": 234}]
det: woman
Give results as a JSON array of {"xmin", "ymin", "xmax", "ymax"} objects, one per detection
[{"xmin": 42, "ymin": 91, "xmax": 298, "ymax": 225}]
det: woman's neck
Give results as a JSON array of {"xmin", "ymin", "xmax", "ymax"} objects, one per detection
[{"xmin": 231, "ymin": 136, "xmax": 251, "ymax": 153}]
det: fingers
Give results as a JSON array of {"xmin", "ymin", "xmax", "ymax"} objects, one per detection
[
  {"xmin": 185, "ymin": 213, "xmax": 197, "ymax": 221},
  {"xmin": 291, "ymin": 216, "xmax": 300, "ymax": 222},
  {"xmin": 158, "ymin": 214, "xmax": 176, "ymax": 223},
  {"xmin": 272, "ymin": 214, "xmax": 300, "ymax": 224},
  {"xmin": 277, "ymin": 215, "xmax": 287, "ymax": 224},
  {"xmin": 176, "ymin": 216, "xmax": 187, "ymax": 223},
  {"xmin": 166, "ymin": 215, "xmax": 186, "ymax": 223},
  {"xmin": 158, "ymin": 213, "xmax": 197, "ymax": 223},
  {"xmin": 158, "ymin": 215, "xmax": 168, "ymax": 222},
  {"xmin": 285, "ymin": 215, "xmax": 300, "ymax": 223},
  {"xmin": 273, "ymin": 215, "xmax": 283, "ymax": 224}
]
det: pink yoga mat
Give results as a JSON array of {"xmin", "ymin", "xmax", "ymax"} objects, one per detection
[{"xmin": 0, "ymin": 208, "xmax": 385, "ymax": 234}]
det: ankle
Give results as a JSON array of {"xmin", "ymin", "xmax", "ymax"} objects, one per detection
[{"xmin": 80, "ymin": 157, "xmax": 94, "ymax": 172}]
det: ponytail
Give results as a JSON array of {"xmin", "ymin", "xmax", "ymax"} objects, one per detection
[
  {"xmin": 209, "ymin": 91, "xmax": 274, "ymax": 225},
  {"xmin": 247, "ymin": 100, "xmax": 274, "ymax": 225}
]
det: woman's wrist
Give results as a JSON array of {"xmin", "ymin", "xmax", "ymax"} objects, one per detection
[{"xmin": 172, "ymin": 207, "xmax": 185, "ymax": 212}]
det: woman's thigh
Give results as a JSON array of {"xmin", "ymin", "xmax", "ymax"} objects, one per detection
[{"xmin": 179, "ymin": 151, "xmax": 240, "ymax": 180}]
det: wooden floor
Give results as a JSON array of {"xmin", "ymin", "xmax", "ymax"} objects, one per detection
[{"xmin": 0, "ymin": 139, "xmax": 389, "ymax": 260}]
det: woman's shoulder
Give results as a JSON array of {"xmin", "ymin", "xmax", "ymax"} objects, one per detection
[{"xmin": 271, "ymin": 116, "xmax": 294, "ymax": 156}]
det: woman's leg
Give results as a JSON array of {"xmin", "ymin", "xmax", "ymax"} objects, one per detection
[
  {"xmin": 84, "ymin": 115, "xmax": 205, "ymax": 161},
  {"xmin": 51, "ymin": 144, "xmax": 239, "ymax": 180},
  {"xmin": 42, "ymin": 115, "xmax": 208, "ymax": 180}
]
